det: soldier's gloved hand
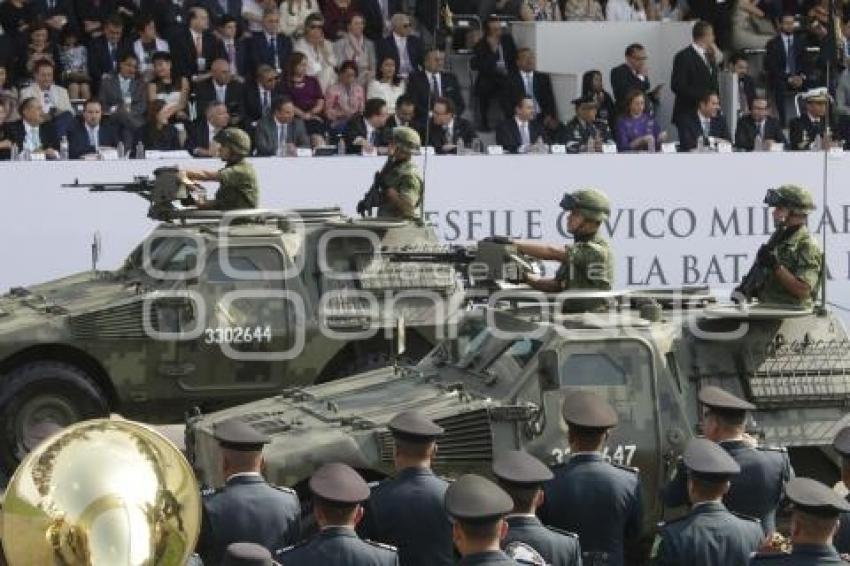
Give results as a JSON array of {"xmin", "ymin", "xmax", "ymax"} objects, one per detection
[
  {"xmin": 356, "ymin": 199, "xmax": 369, "ymax": 216},
  {"xmin": 757, "ymin": 245, "xmax": 780, "ymax": 270},
  {"xmin": 483, "ymin": 235, "xmax": 513, "ymax": 245}
]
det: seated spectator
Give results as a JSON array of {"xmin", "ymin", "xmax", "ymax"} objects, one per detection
[
  {"xmin": 343, "ymin": 97, "xmax": 389, "ymax": 154},
  {"xmin": 278, "ymin": 0, "xmax": 321, "ymax": 39},
  {"xmin": 279, "ymin": 52, "xmax": 326, "ymax": 146},
  {"xmin": 729, "ymin": 52, "xmax": 756, "ymax": 114},
  {"xmin": 426, "ymin": 96, "xmax": 474, "ymax": 154},
  {"xmin": 98, "ymin": 52, "xmax": 148, "ymax": 147},
  {"xmin": 20, "ymin": 24, "xmax": 58, "ymax": 81},
  {"xmin": 0, "ymin": 34, "xmax": 16, "ymax": 89},
  {"xmin": 192, "ymin": 0, "xmax": 243, "ymax": 29},
  {"xmin": 135, "ymin": 99, "xmax": 183, "ymax": 152},
  {"xmin": 0, "ymin": 0, "xmax": 37, "ymax": 41},
  {"xmin": 367, "ymin": 56, "xmax": 405, "ymax": 114},
  {"xmin": 147, "ymin": 51, "xmax": 190, "ymax": 123},
  {"xmin": 606, "ymin": 0, "xmax": 647, "ymax": 20},
  {"xmin": 7, "ymin": 96, "xmax": 59, "ymax": 158},
  {"xmin": 217, "ymin": 15, "xmax": 250, "ymax": 79},
  {"xmin": 678, "ymin": 91, "xmax": 731, "ymax": 151},
  {"xmin": 611, "ymin": 43, "xmax": 659, "ymax": 113},
  {"xmin": 294, "ymin": 13, "xmax": 338, "ymax": 92},
  {"xmin": 76, "ymin": 0, "xmax": 113, "ymax": 40},
  {"xmin": 187, "ymin": 101, "xmax": 232, "ymax": 157},
  {"xmin": 385, "ymin": 94, "xmax": 422, "ymax": 133},
  {"xmin": 170, "ymin": 6, "xmax": 226, "ymax": 80},
  {"xmin": 67, "ymin": 99, "xmax": 120, "ymax": 158},
  {"xmin": 323, "ymin": 0, "xmax": 359, "ymax": 41},
  {"xmin": 88, "ymin": 16, "xmax": 130, "ymax": 92},
  {"xmin": 0, "ymin": 65, "xmax": 20, "ymax": 122},
  {"xmin": 552, "ymin": 94, "xmax": 614, "ymax": 152},
  {"xmin": 837, "ymin": 68, "xmax": 850, "ymax": 117},
  {"xmin": 507, "ymin": 48, "xmax": 556, "ymax": 130},
  {"xmin": 254, "ymin": 95, "xmax": 310, "ymax": 155},
  {"xmin": 242, "ymin": 0, "xmax": 269, "ymax": 33},
  {"xmin": 0, "ymin": 103, "xmax": 14, "ymax": 160},
  {"xmin": 325, "ymin": 61, "xmax": 365, "ymax": 132},
  {"xmin": 59, "ymin": 28, "xmax": 91, "ymax": 101},
  {"xmin": 195, "ymin": 58, "xmax": 244, "ymax": 124},
  {"xmin": 764, "ymin": 15, "xmax": 807, "ymax": 127},
  {"xmin": 732, "ymin": 0, "xmax": 774, "ymax": 51},
  {"xmin": 520, "ymin": 0, "xmax": 564, "ymax": 20},
  {"xmin": 496, "ymin": 96, "xmax": 544, "ymax": 153},
  {"xmin": 248, "ymin": 9, "xmax": 292, "ymax": 75},
  {"xmin": 33, "ymin": 0, "xmax": 74, "ymax": 35},
  {"xmin": 472, "ymin": 17, "xmax": 517, "ymax": 131},
  {"xmin": 563, "ymin": 0, "xmax": 604, "ymax": 20},
  {"xmin": 244, "ymin": 64, "xmax": 279, "ymax": 124},
  {"xmin": 20, "ymin": 60, "xmax": 74, "ymax": 138},
  {"xmin": 133, "ymin": 16, "xmax": 170, "ymax": 81},
  {"xmin": 334, "ymin": 13, "xmax": 376, "ymax": 85},
  {"xmin": 581, "ymin": 69, "xmax": 616, "ymax": 130},
  {"xmin": 615, "ymin": 89, "xmax": 664, "ymax": 151},
  {"xmin": 406, "ymin": 48, "xmax": 465, "ymax": 120},
  {"xmin": 376, "ymin": 13, "xmax": 423, "ymax": 80},
  {"xmin": 789, "ymin": 88, "xmax": 829, "ymax": 150},
  {"xmin": 734, "ymin": 94, "xmax": 786, "ymax": 150}
]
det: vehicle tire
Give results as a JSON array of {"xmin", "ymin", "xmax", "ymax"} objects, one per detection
[{"xmin": 0, "ymin": 361, "xmax": 109, "ymax": 475}]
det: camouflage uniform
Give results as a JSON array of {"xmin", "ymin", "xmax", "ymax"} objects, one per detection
[
  {"xmin": 212, "ymin": 128, "xmax": 259, "ymax": 211},
  {"xmin": 377, "ymin": 127, "xmax": 423, "ymax": 221}
]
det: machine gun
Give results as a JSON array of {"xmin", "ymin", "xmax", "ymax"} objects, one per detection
[
  {"xmin": 62, "ymin": 167, "xmax": 203, "ymax": 222},
  {"xmin": 357, "ymin": 159, "xmax": 402, "ymax": 217},
  {"xmin": 734, "ymin": 227, "xmax": 786, "ymax": 301}
]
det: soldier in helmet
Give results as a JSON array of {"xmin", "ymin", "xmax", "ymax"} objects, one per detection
[
  {"xmin": 736, "ymin": 185, "xmax": 822, "ymax": 307},
  {"xmin": 356, "ymin": 126, "xmax": 424, "ymax": 221},
  {"xmin": 178, "ymin": 127, "xmax": 259, "ymax": 211},
  {"xmin": 829, "ymin": 427, "xmax": 850, "ymax": 553}
]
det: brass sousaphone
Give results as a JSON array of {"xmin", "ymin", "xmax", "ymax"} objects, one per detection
[{"xmin": 1, "ymin": 419, "xmax": 201, "ymax": 565}]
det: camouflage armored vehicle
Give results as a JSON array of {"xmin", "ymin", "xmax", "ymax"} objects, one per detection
[{"xmin": 187, "ymin": 289, "xmax": 850, "ymax": 533}]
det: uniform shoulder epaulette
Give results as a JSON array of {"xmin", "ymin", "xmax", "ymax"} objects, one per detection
[
  {"xmin": 748, "ymin": 551, "xmax": 789, "ymax": 561},
  {"xmin": 272, "ymin": 485, "xmax": 297, "ymax": 496},
  {"xmin": 200, "ymin": 486, "xmax": 220, "ymax": 497},
  {"xmin": 756, "ymin": 444, "xmax": 787, "ymax": 453},
  {"xmin": 364, "ymin": 539, "xmax": 398, "ymax": 553},
  {"xmin": 730, "ymin": 510, "xmax": 761, "ymax": 523},
  {"xmin": 276, "ymin": 538, "xmax": 311, "ymax": 556},
  {"xmin": 545, "ymin": 525, "xmax": 579, "ymax": 538},
  {"xmin": 656, "ymin": 514, "xmax": 688, "ymax": 528},
  {"xmin": 611, "ymin": 462, "xmax": 640, "ymax": 474}
]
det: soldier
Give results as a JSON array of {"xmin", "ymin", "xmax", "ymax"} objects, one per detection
[
  {"xmin": 222, "ymin": 542, "xmax": 276, "ymax": 566},
  {"xmin": 444, "ymin": 474, "xmax": 517, "ymax": 565},
  {"xmin": 358, "ymin": 410, "xmax": 453, "ymax": 566},
  {"xmin": 492, "ymin": 450, "xmax": 582, "ymax": 566},
  {"xmin": 554, "ymin": 94, "xmax": 615, "ymax": 153},
  {"xmin": 539, "ymin": 390, "xmax": 643, "ymax": 566},
  {"xmin": 749, "ymin": 477, "xmax": 850, "ymax": 565},
  {"xmin": 650, "ymin": 438, "xmax": 764, "ymax": 566},
  {"xmin": 356, "ymin": 126, "xmax": 424, "ymax": 221},
  {"xmin": 278, "ymin": 462, "xmax": 399, "ymax": 566},
  {"xmin": 195, "ymin": 419, "xmax": 301, "ymax": 566},
  {"xmin": 178, "ymin": 127, "xmax": 259, "ymax": 211},
  {"xmin": 662, "ymin": 385, "xmax": 793, "ymax": 535},
  {"xmin": 830, "ymin": 427, "xmax": 850, "ymax": 553}
]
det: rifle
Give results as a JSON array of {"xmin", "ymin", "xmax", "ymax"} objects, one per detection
[
  {"xmin": 734, "ymin": 227, "xmax": 787, "ymax": 301},
  {"xmin": 356, "ymin": 159, "xmax": 397, "ymax": 217}
]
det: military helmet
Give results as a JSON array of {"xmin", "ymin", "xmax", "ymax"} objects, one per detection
[
  {"xmin": 391, "ymin": 126, "xmax": 421, "ymax": 151},
  {"xmin": 764, "ymin": 185, "xmax": 815, "ymax": 214},
  {"xmin": 214, "ymin": 127, "xmax": 252, "ymax": 158},
  {"xmin": 560, "ymin": 188, "xmax": 611, "ymax": 222}
]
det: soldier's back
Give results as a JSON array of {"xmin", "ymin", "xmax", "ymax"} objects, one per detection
[
  {"xmin": 757, "ymin": 225, "xmax": 822, "ymax": 307},
  {"xmin": 215, "ymin": 159, "xmax": 259, "ymax": 210},
  {"xmin": 278, "ymin": 526, "xmax": 399, "ymax": 566},
  {"xmin": 750, "ymin": 544, "xmax": 850, "ymax": 565},
  {"xmin": 504, "ymin": 515, "xmax": 581, "ymax": 566}
]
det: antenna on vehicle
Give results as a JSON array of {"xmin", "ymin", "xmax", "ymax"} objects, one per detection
[
  {"xmin": 819, "ymin": 0, "xmax": 839, "ymax": 311},
  {"xmin": 91, "ymin": 231, "xmax": 102, "ymax": 274}
]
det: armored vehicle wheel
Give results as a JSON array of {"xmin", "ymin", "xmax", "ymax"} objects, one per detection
[{"xmin": 0, "ymin": 361, "xmax": 109, "ymax": 474}]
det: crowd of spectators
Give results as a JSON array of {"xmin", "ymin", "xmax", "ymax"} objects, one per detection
[{"xmin": 0, "ymin": 0, "xmax": 847, "ymax": 160}]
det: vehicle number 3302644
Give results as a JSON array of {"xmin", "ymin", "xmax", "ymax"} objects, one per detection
[
  {"xmin": 550, "ymin": 444, "xmax": 637, "ymax": 467},
  {"xmin": 204, "ymin": 326, "xmax": 272, "ymax": 344}
]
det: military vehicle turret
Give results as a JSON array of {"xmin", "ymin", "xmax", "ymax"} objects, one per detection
[
  {"xmin": 0, "ymin": 169, "xmax": 532, "ymax": 473},
  {"xmin": 186, "ymin": 289, "xmax": 850, "ymax": 536}
]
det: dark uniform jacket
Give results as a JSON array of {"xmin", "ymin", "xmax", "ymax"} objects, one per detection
[
  {"xmin": 749, "ymin": 543, "xmax": 849, "ymax": 565},
  {"xmin": 553, "ymin": 118, "xmax": 614, "ymax": 153},
  {"xmin": 196, "ymin": 473, "xmax": 301, "ymax": 566},
  {"xmin": 734, "ymin": 115, "xmax": 786, "ymax": 151},
  {"xmin": 663, "ymin": 440, "xmax": 793, "ymax": 535},
  {"xmin": 789, "ymin": 114, "xmax": 827, "ymax": 150},
  {"xmin": 651, "ymin": 501, "xmax": 764, "ymax": 566},
  {"xmin": 540, "ymin": 453, "xmax": 643, "ymax": 566},
  {"xmin": 359, "ymin": 467, "xmax": 453, "ymax": 566},
  {"xmin": 278, "ymin": 525, "xmax": 399, "ymax": 566},
  {"xmin": 459, "ymin": 550, "xmax": 518, "ymax": 565},
  {"xmin": 503, "ymin": 515, "xmax": 582, "ymax": 566},
  {"xmin": 834, "ymin": 497, "xmax": 850, "ymax": 553},
  {"xmin": 670, "ymin": 45, "xmax": 719, "ymax": 126}
]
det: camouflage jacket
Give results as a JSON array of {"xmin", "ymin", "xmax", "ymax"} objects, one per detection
[
  {"xmin": 758, "ymin": 225, "xmax": 822, "ymax": 308},
  {"xmin": 214, "ymin": 160, "xmax": 259, "ymax": 211},
  {"xmin": 378, "ymin": 159, "xmax": 423, "ymax": 220},
  {"xmin": 555, "ymin": 232, "xmax": 614, "ymax": 313}
]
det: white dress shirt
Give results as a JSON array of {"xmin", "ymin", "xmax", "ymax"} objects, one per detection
[{"xmin": 516, "ymin": 117, "xmax": 530, "ymax": 146}]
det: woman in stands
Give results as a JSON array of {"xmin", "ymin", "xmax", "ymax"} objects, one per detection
[
  {"xmin": 581, "ymin": 69, "xmax": 616, "ymax": 129},
  {"xmin": 367, "ymin": 56, "xmax": 405, "ymax": 114},
  {"xmin": 294, "ymin": 13, "xmax": 338, "ymax": 92},
  {"xmin": 147, "ymin": 51, "xmax": 189, "ymax": 124},
  {"xmin": 615, "ymin": 89, "xmax": 666, "ymax": 151},
  {"xmin": 280, "ymin": 51, "xmax": 327, "ymax": 147},
  {"xmin": 333, "ymin": 13, "xmax": 376, "ymax": 85}
]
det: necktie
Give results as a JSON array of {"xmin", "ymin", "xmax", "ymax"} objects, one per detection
[
  {"xmin": 702, "ymin": 119, "xmax": 709, "ymax": 136},
  {"xmin": 278, "ymin": 124, "xmax": 287, "ymax": 146},
  {"xmin": 431, "ymin": 73, "xmax": 439, "ymax": 97},
  {"xmin": 786, "ymin": 37, "xmax": 795, "ymax": 75},
  {"xmin": 270, "ymin": 36, "xmax": 277, "ymax": 59},
  {"xmin": 520, "ymin": 122, "xmax": 530, "ymax": 146},
  {"xmin": 738, "ymin": 81, "xmax": 748, "ymax": 114},
  {"xmin": 524, "ymin": 73, "xmax": 533, "ymax": 97},
  {"xmin": 109, "ymin": 44, "xmax": 117, "ymax": 70},
  {"xmin": 217, "ymin": 85, "xmax": 225, "ymax": 103},
  {"xmin": 30, "ymin": 126, "xmax": 40, "ymax": 150},
  {"xmin": 368, "ymin": 129, "xmax": 376, "ymax": 145},
  {"xmin": 91, "ymin": 127, "xmax": 98, "ymax": 147},
  {"xmin": 758, "ymin": 121, "xmax": 764, "ymax": 138},
  {"xmin": 226, "ymin": 42, "xmax": 235, "ymax": 65}
]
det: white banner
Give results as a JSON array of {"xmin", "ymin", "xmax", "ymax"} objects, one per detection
[{"xmin": 1, "ymin": 153, "xmax": 848, "ymax": 311}]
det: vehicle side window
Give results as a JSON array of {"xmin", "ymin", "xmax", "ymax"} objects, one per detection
[
  {"xmin": 558, "ymin": 341, "xmax": 648, "ymax": 388},
  {"xmin": 561, "ymin": 353, "xmax": 627, "ymax": 387},
  {"xmin": 206, "ymin": 247, "xmax": 284, "ymax": 284}
]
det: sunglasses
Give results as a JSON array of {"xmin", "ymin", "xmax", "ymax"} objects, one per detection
[{"xmin": 308, "ymin": 23, "xmax": 323, "ymax": 29}]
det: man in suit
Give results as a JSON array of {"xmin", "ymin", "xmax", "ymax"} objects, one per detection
[
  {"xmin": 194, "ymin": 58, "xmax": 244, "ymax": 124},
  {"xmin": 20, "ymin": 60, "xmax": 75, "ymax": 138},
  {"xmin": 493, "ymin": 450, "xmax": 582, "ymax": 566},
  {"xmin": 247, "ymin": 9, "xmax": 292, "ymax": 76},
  {"xmin": 33, "ymin": 0, "xmax": 77, "ymax": 35},
  {"xmin": 765, "ymin": 14, "xmax": 809, "ymax": 127},
  {"xmin": 99, "ymin": 52, "xmax": 148, "ymax": 147},
  {"xmin": 406, "ymin": 48, "xmax": 465, "ymax": 119},
  {"xmin": 196, "ymin": 419, "xmax": 301, "ymax": 566},
  {"xmin": 344, "ymin": 97, "xmax": 390, "ymax": 154},
  {"xmin": 789, "ymin": 88, "xmax": 829, "ymax": 150},
  {"xmin": 67, "ymin": 99, "xmax": 120, "ymax": 158},
  {"xmin": 254, "ymin": 96, "xmax": 310, "ymax": 156},
  {"xmin": 186, "ymin": 101, "xmax": 232, "ymax": 157},
  {"xmin": 376, "ymin": 13, "xmax": 424, "ymax": 79},
  {"xmin": 472, "ymin": 16, "xmax": 518, "ymax": 130},
  {"xmin": 426, "ymin": 96, "xmax": 474, "ymax": 154},
  {"xmin": 361, "ymin": 0, "xmax": 404, "ymax": 42},
  {"xmin": 244, "ymin": 65, "xmax": 279, "ymax": 125},
  {"xmin": 186, "ymin": 0, "xmax": 242, "ymax": 27},
  {"xmin": 678, "ymin": 91, "xmax": 731, "ymax": 152},
  {"xmin": 552, "ymin": 94, "xmax": 614, "ymax": 153},
  {"xmin": 507, "ymin": 48, "xmax": 556, "ymax": 130},
  {"xmin": 735, "ymin": 95, "xmax": 786, "ymax": 151},
  {"xmin": 611, "ymin": 43, "xmax": 660, "ymax": 114},
  {"xmin": 495, "ymin": 96, "xmax": 543, "ymax": 154},
  {"xmin": 88, "ymin": 15, "xmax": 131, "ymax": 93},
  {"xmin": 671, "ymin": 20, "xmax": 720, "ymax": 129},
  {"xmin": 8, "ymin": 96, "xmax": 59, "ymax": 157},
  {"xmin": 217, "ymin": 15, "xmax": 249, "ymax": 79},
  {"xmin": 539, "ymin": 391, "xmax": 642, "ymax": 566},
  {"xmin": 730, "ymin": 52, "xmax": 756, "ymax": 115},
  {"xmin": 385, "ymin": 94, "xmax": 424, "ymax": 136},
  {"xmin": 170, "ymin": 6, "xmax": 226, "ymax": 80}
]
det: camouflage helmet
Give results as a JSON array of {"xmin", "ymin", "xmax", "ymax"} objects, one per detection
[
  {"xmin": 214, "ymin": 127, "xmax": 252, "ymax": 158},
  {"xmin": 764, "ymin": 184, "xmax": 816, "ymax": 214},
  {"xmin": 560, "ymin": 188, "xmax": 611, "ymax": 222},
  {"xmin": 391, "ymin": 126, "xmax": 421, "ymax": 151}
]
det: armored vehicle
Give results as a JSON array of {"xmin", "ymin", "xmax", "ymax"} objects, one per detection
[{"xmin": 187, "ymin": 289, "xmax": 850, "ymax": 533}]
